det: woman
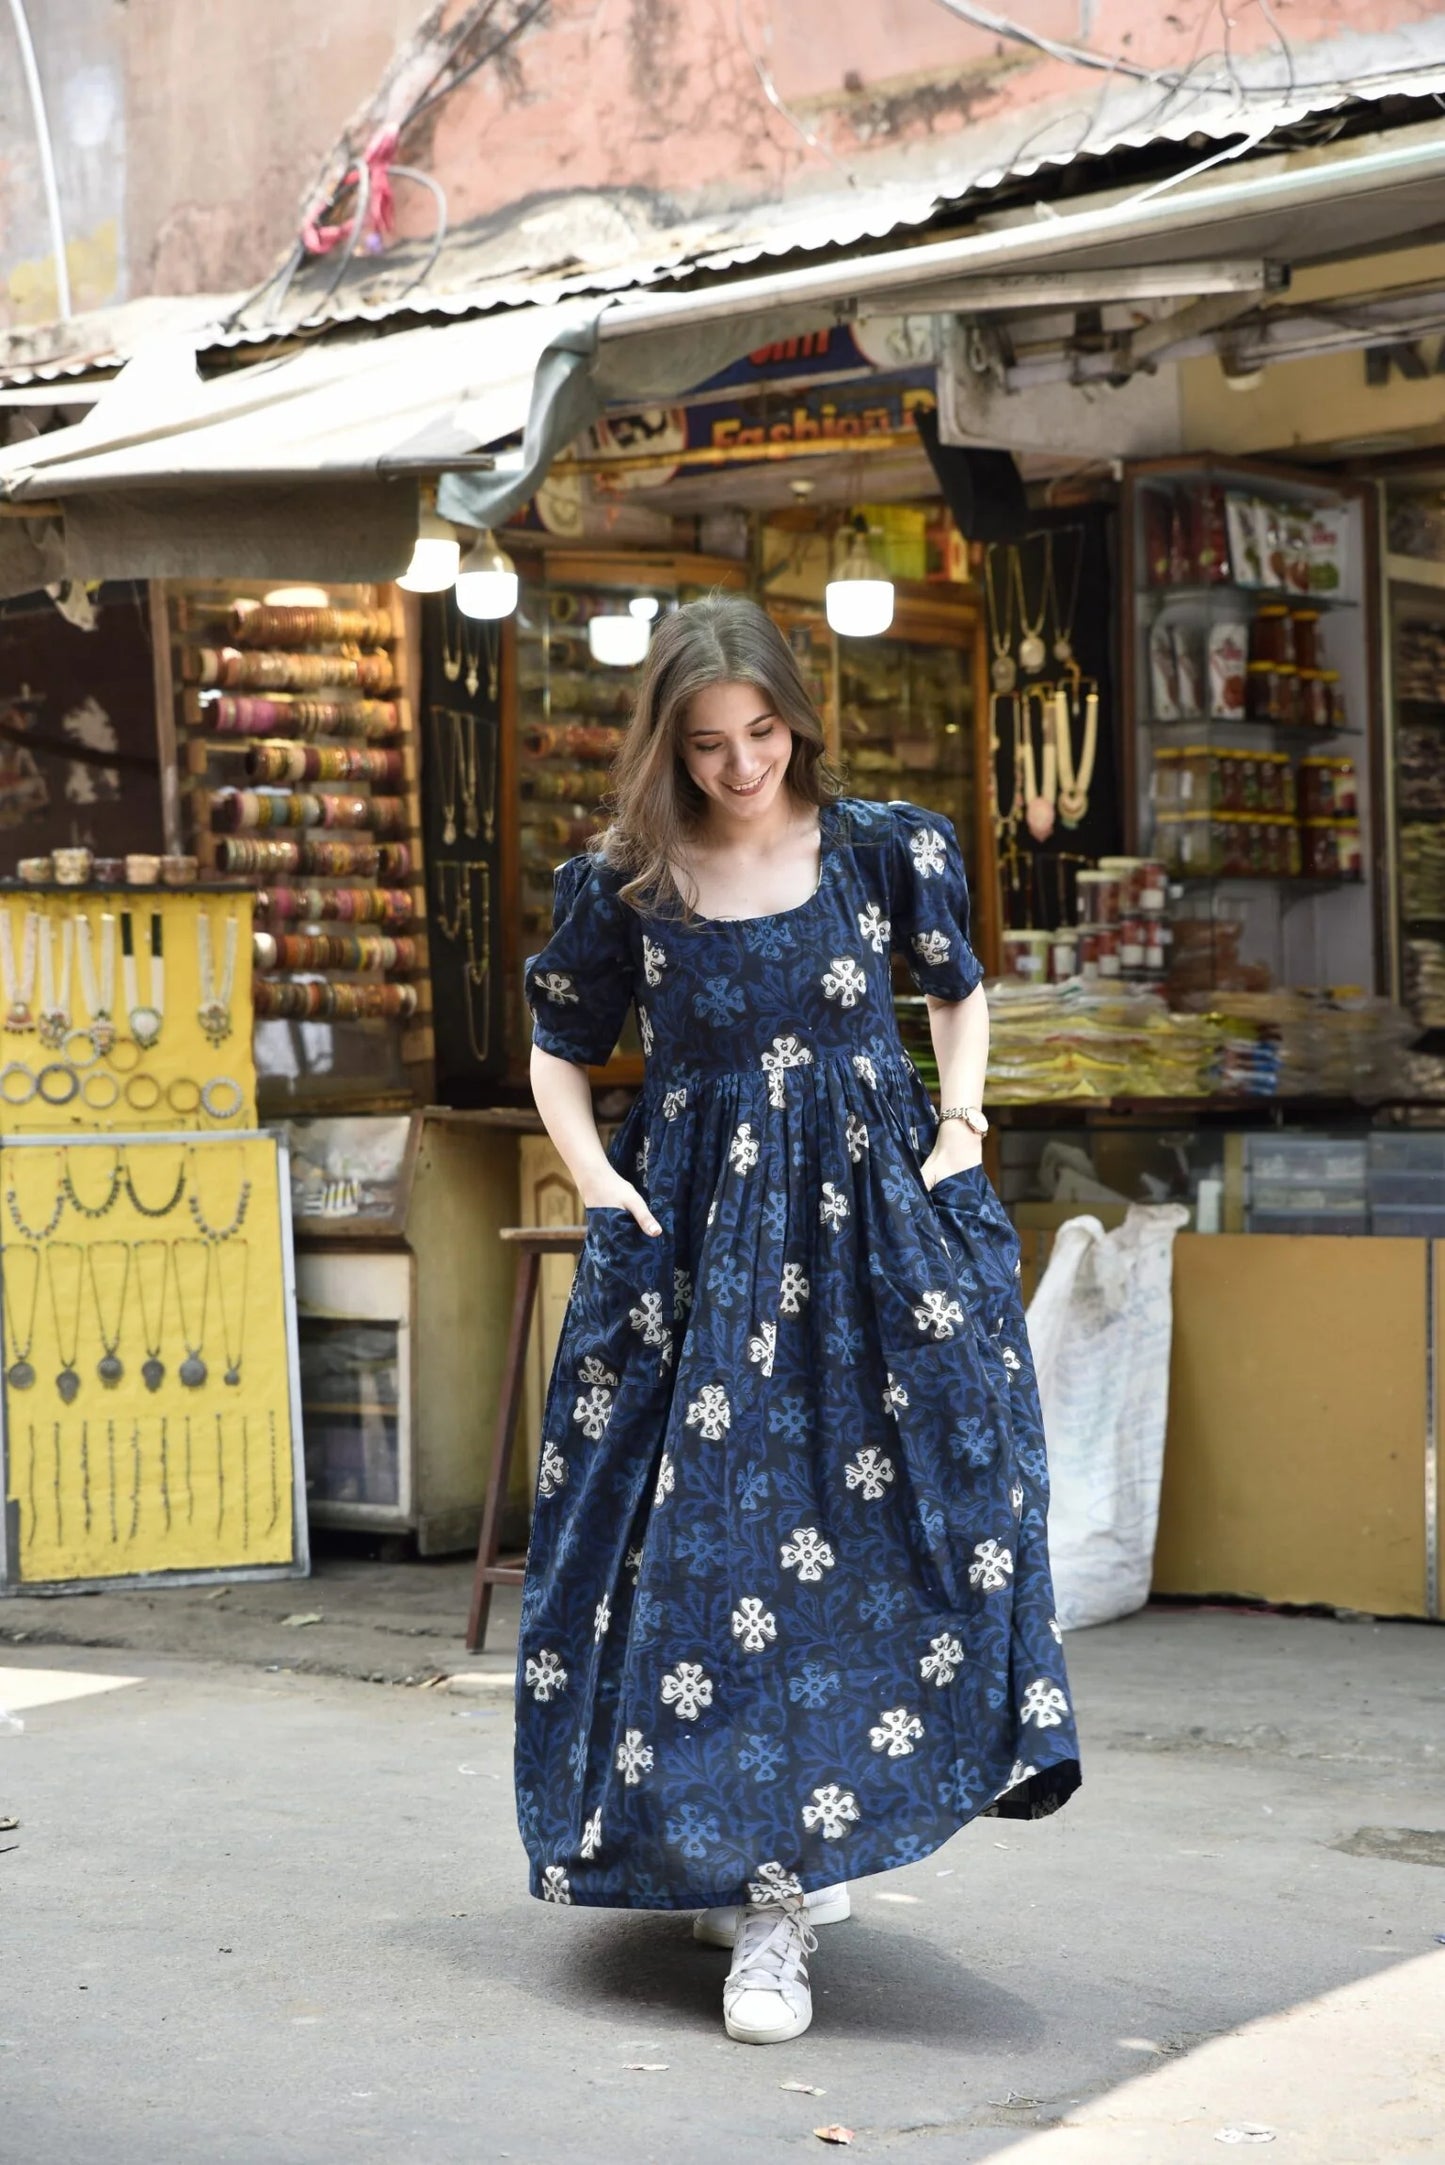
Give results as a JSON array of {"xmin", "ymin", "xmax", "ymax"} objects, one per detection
[{"xmin": 518, "ymin": 594, "xmax": 1080, "ymax": 2046}]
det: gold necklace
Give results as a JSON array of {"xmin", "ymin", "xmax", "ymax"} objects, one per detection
[
  {"xmin": 1014, "ymin": 540, "xmax": 1049, "ymax": 675},
  {"xmin": 984, "ymin": 544, "xmax": 1017, "ymax": 693},
  {"xmin": 440, "ymin": 593, "xmax": 463, "ymax": 682}
]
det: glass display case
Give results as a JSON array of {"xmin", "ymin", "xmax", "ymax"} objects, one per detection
[{"xmin": 1381, "ymin": 473, "xmax": 1445, "ymax": 1089}]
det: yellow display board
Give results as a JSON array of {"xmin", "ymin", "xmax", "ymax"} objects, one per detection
[
  {"xmin": 0, "ymin": 1131, "xmax": 305, "ymax": 1590},
  {"xmin": 0, "ymin": 890, "xmax": 255, "ymax": 1136}
]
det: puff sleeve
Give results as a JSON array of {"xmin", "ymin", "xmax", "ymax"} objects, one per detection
[
  {"xmin": 886, "ymin": 800, "xmax": 985, "ymax": 1001},
  {"xmin": 523, "ymin": 851, "xmax": 635, "ymax": 1065}
]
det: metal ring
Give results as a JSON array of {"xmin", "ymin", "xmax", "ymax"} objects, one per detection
[
  {"xmin": 36, "ymin": 1063, "xmax": 79, "ymax": 1107},
  {"xmin": 0, "ymin": 1061, "xmax": 36, "ymax": 1106},
  {"xmin": 200, "ymin": 1076, "xmax": 244, "ymax": 1121},
  {"xmin": 81, "ymin": 1072, "xmax": 121, "ymax": 1112},
  {"xmin": 63, "ymin": 1028, "xmax": 100, "ymax": 1070},
  {"xmin": 105, "ymin": 1035, "xmax": 143, "ymax": 1074},
  {"xmin": 166, "ymin": 1077, "xmax": 202, "ymax": 1116},
  {"xmin": 123, "ymin": 1073, "xmax": 162, "ymax": 1112}
]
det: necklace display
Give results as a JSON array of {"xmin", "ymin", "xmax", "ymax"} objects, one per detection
[
  {"xmin": 121, "ymin": 912, "xmax": 165, "ymax": 1049},
  {"xmin": 1013, "ymin": 542, "xmax": 1050, "ymax": 676},
  {"xmin": 433, "ymin": 860, "xmax": 491, "ymax": 1063},
  {"xmin": 86, "ymin": 1242, "xmax": 131, "ymax": 1388},
  {"xmin": 187, "ymin": 1146, "xmax": 251, "ymax": 1242},
  {"xmin": 984, "ymin": 545, "xmax": 1017, "ymax": 694},
  {"xmin": 1046, "ymin": 525, "xmax": 1085, "ymax": 666},
  {"xmin": 1017, "ymin": 690, "xmax": 1059, "ymax": 844},
  {"xmin": 197, "ymin": 911, "xmax": 239, "ymax": 1046},
  {"xmin": 36, "ymin": 917, "xmax": 73, "ymax": 1048},
  {"xmin": 133, "ymin": 1239, "xmax": 170, "ymax": 1392},
  {"xmin": 0, "ymin": 908, "xmax": 39, "ymax": 1032},
  {"xmin": 45, "ymin": 1241, "xmax": 84, "ymax": 1403},
  {"xmin": 172, "ymin": 1239, "xmax": 211, "ymax": 1389},
  {"xmin": 74, "ymin": 911, "xmax": 117, "ymax": 1054},
  {"xmin": 1054, "ymin": 680, "xmax": 1100, "ymax": 829},
  {"xmin": 7, "ymin": 1149, "xmax": 64, "ymax": 1241},
  {"xmin": 213, "ymin": 1238, "xmax": 250, "ymax": 1387},
  {"xmin": 3, "ymin": 1243, "xmax": 40, "ymax": 1390},
  {"xmin": 440, "ymin": 594, "xmax": 464, "ymax": 683},
  {"xmin": 431, "ymin": 703, "xmax": 460, "ymax": 845},
  {"xmin": 61, "ymin": 1147, "xmax": 123, "ymax": 1219},
  {"xmin": 124, "ymin": 1147, "xmax": 186, "ymax": 1219}
]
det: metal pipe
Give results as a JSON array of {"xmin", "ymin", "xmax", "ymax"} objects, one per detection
[
  {"xmin": 596, "ymin": 132, "xmax": 1445, "ymax": 343},
  {"xmin": 6, "ymin": 0, "xmax": 72, "ymax": 321}
]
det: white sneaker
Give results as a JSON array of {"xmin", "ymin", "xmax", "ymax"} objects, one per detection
[
  {"xmin": 694, "ymin": 1882, "xmax": 850, "ymax": 1948},
  {"xmin": 723, "ymin": 1899, "xmax": 819, "ymax": 2044}
]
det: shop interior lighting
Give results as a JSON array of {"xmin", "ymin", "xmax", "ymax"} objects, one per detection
[
  {"xmin": 262, "ymin": 586, "xmax": 331, "ymax": 608},
  {"xmin": 453, "ymin": 529, "xmax": 518, "ymax": 619},
  {"xmin": 397, "ymin": 505, "xmax": 460, "ymax": 593},
  {"xmin": 588, "ymin": 611, "xmax": 651, "ymax": 667},
  {"xmin": 629, "ymin": 595, "xmax": 660, "ymax": 620},
  {"xmin": 825, "ymin": 516, "xmax": 895, "ymax": 638}
]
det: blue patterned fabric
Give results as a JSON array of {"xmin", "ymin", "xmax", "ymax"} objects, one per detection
[{"xmin": 516, "ymin": 795, "xmax": 1080, "ymax": 1910}]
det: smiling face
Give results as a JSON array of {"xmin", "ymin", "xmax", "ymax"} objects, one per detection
[{"xmin": 680, "ymin": 679, "xmax": 795, "ymax": 825}]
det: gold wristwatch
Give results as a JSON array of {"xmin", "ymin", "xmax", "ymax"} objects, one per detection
[{"xmin": 939, "ymin": 1104, "xmax": 989, "ymax": 1137}]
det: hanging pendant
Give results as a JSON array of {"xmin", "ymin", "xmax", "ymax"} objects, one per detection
[
  {"xmin": 129, "ymin": 1005, "xmax": 163, "ymax": 1050},
  {"xmin": 198, "ymin": 1000, "xmax": 231, "ymax": 1045},
  {"xmin": 442, "ymin": 649, "xmax": 461, "ymax": 683},
  {"xmin": 465, "ymin": 659, "xmax": 480, "ymax": 699},
  {"xmin": 1058, "ymin": 788, "xmax": 1087, "ymax": 827},
  {"xmin": 90, "ymin": 1015, "xmax": 116, "ymax": 1055},
  {"xmin": 98, "ymin": 1354, "xmax": 124, "ymax": 1388},
  {"xmin": 443, "ymin": 813, "xmax": 457, "ymax": 847},
  {"xmin": 56, "ymin": 1366, "xmax": 80, "ymax": 1404},
  {"xmin": 991, "ymin": 653, "xmax": 1017, "ymax": 694},
  {"xmin": 142, "ymin": 1357, "xmax": 166, "ymax": 1393},
  {"xmin": 1019, "ymin": 630, "xmax": 1046, "ymax": 674},
  {"xmin": 224, "ymin": 1365, "xmax": 241, "ymax": 1388},
  {"xmin": 179, "ymin": 1354, "xmax": 207, "ymax": 1389},
  {"xmin": 7, "ymin": 1358, "xmax": 35, "ymax": 1391},
  {"xmin": 1026, "ymin": 797, "xmax": 1057, "ymax": 843},
  {"xmin": 37, "ymin": 1009, "xmax": 68, "ymax": 1049},
  {"xmin": 5, "ymin": 1000, "xmax": 34, "ymax": 1032},
  {"xmin": 1053, "ymin": 632, "xmax": 1075, "ymax": 664}
]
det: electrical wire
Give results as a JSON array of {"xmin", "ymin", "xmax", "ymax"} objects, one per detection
[{"xmin": 734, "ymin": 0, "xmax": 857, "ymax": 185}]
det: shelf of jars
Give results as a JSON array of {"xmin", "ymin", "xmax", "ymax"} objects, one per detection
[
  {"xmin": 168, "ymin": 582, "xmax": 430, "ymax": 1108},
  {"xmin": 1385, "ymin": 555, "xmax": 1445, "ymax": 1043}
]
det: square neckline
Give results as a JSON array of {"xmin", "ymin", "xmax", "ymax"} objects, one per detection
[{"xmin": 681, "ymin": 798, "xmax": 842, "ymax": 928}]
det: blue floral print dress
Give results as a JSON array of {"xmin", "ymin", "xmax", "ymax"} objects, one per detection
[{"xmin": 517, "ymin": 795, "xmax": 1080, "ymax": 1911}]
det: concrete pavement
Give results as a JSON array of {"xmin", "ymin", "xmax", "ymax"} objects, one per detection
[{"xmin": 0, "ymin": 1604, "xmax": 1441, "ymax": 2164}]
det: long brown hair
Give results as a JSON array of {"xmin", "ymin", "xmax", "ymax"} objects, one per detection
[{"xmin": 588, "ymin": 592, "xmax": 845, "ymax": 922}]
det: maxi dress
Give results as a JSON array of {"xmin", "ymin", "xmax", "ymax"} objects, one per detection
[{"xmin": 516, "ymin": 794, "xmax": 1081, "ymax": 1911}]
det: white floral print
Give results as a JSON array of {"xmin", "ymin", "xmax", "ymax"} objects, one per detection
[
  {"xmin": 537, "ymin": 1441, "xmax": 567, "ymax": 1498},
  {"xmin": 525, "ymin": 1648, "xmax": 568, "ymax": 1703},
  {"xmin": 909, "ymin": 824, "xmax": 947, "ymax": 879},
  {"xmin": 572, "ymin": 1383, "xmax": 615, "ymax": 1439},
  {"xmin": 761, "ymin": 1032, "xmax": 813, "ymax": 1107},
  {"xmin": 629, "ymin": 1288, "xmax": 671, "ymax": 1353},
  {"xmin": 749, "ymin": 1860, "xmax": 804, "ymax": 1906},
  {"xmin": 642, "ymin": 934, "xmax": 666, "ymax": 986},
  {"xmin": 1020, "ymin": 1680, "xmax": 1070, "ymax": 1728},
  {"xmin": 778, "ymin": 1262, "xmax": 811, "ymax": 1314},
  {"xmin": 801, "ymin": 1785, "xmax": 860, "ymax": 1839},
  {"xmin": 969, "ymin": 1539, "xmax": 1015, "ymax": 1591},
  {"xmin": 579, "ymin": 1809, "xmax": 602, "ymax": 1859},
  {"xmin": 747, "ymin": 1320, "xmax": 777, "ymax": 1376},
  {"xmin": 729, "ymin": 1121, "xmax": 760, "ymax": 1174},
  {"xmin": 819, "ymin": 1181, "xmax": 849, "ymax": 1233},
  {"xmin": 730, "ymin": 1597, "xmax": 778, "ymax": 1652},
  {"xmin": 844, "ymin": 1447, "xmax": 895, "ymax": 1501},
  {"xmin": 662, "ymin": 1084, "xmax": 688, "ymax": 1120},
  {"xmin": 869, "ymin": 1706, "xmax": 925, "ymax": 1758},
  {"xmin": 780, "ymin": 1526, "xmax": 836, "ymax": 1582},
  {"xmin": 534, "ymin": 970, "xmax": 579, "ymax": 1005},
  {"xmin": 857, "ymin": 900, "xmax": 890, "ymax": 953},
  {"xmin": 541, "ymin": 1864, "xmax": 573, "ymax": 1902},
  {"xmin": 660, "ymin": 1661, "xmax": 714, "ymax": 1720},
  {"xmin": 593, "ymin": 1595, "xmax": 611, "ymax": 1641},
  {"xmin": 684, "ymin": 1382, "xmax": 731, "ymax": 1440},
  {"xmin": 822, "ymin": 954, "xmax": 868, "ymax": 1007},
  {"xmin": 912, "ymin": 928, "xmax": 953, "ymax": 967},
  {"xmin": 913, "ymin": 1288, "xmax": 967, "ymax": 1339},
  {"xmin": 920, "ymin": 1632, "xmax": 965, "ymax": 1687},
  {"xmin": 882, "ymin": 1369, "xmax": 909, "ymax": 1417},
  {"xmin": 653, "ymin": 1452, "xmax": 675, "ymax": 1506},
  {"xmin": 845, "ymin": 1114, "xmax": 869, "ymax": 1162},
  {"xmin": 615, "ymin": 1728, "xmax": 654, "ymax": 1784},
  {"xmin": 637, "ymin": 1004, "xmax": 654, "ymax": 1055},
  {"xmin": 852, "ymin": 1052, "xmax": 878, "ymax": 1087}
]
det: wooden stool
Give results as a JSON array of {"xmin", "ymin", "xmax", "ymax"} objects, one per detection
[{"xmin": 465, "ymin": 1223, "xmax": 586, "ymax": 1653}]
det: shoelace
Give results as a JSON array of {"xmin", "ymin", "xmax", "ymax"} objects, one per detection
[{"xmin": 728, "ymin": 1903, "xmax": 820, "ymax": 1995}]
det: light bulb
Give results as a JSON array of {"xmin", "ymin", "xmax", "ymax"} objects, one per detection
[
  {"xmin": 825, "ymin": 520, "xmax": 895, "ymax": 637},
  {"xmin": 629, "ymin": 595, "xmax": 660, "ymax": 620},
  {"xmin": 588, "ymin": 613, "xmax": 651, "ymax": 666},
  {"xmin": 398, "ymin": 507, "xmax": 460, "ymax": 593},
  {"xmin": 454, "ymin": 529, "xmax": 519, "ymax": 620},
  {"xmin": 263, "ymin": 585, "xmax": 330, "ymax": 608}
]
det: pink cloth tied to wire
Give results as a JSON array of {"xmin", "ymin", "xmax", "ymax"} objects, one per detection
[{"xmin": 302, "ymin": 127, "xmax": 399, "ymax": 254}]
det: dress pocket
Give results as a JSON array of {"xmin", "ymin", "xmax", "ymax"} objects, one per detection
[
  {"xmin": 927, "ymin": 1165, "xmax": 1021, "ymax": 1339},
  {"xmin": 566, "ymin": 1206, "xmax": 675, "ymax": 1413}
]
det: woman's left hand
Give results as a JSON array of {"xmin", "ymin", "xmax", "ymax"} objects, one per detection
[{"xmin": 920, "ymin": 1123, "xmax": 984, "ymax": 1190}]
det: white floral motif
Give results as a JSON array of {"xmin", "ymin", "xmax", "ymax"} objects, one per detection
[
  {"xmin": 780, "ymin": 1526, "xmax": 836, "ymax": 1582},
  {"xmin": 969, "ymin": 1539, "xmax": 1015, "ymax": 1591},
  {"xmin": 819, "ymin": 1181, "xmax": 850, "ymax": 1233},
  {"xmin": 525, "ymin": 1648, "xmax": 568, "ymax": 1703},
  {"xmin": 637, "ymin": 1004, "xmax": 654, "ymax": 1055},
  {"xmin": 778, "ymin": 1262, "xmax": 811, "ymax": 1315},
  {"xmin": 919, "ymin": 1632, "xmax": 965, "ymax": 1687},
  {"xmin": 844, "ymin": 1114, "xmax": 869, "ymax": 1162},
  {"xmin": 1001, "ymin": 1345, "xmax": 1022, "ymax": 1375},
  {"xmin": 1010, "ymin": 1482, "xmax": 1024, "ymax": 1516},
  {"xmin": 747, "ymin": 1320, "xmax": 777, "ymax": 1376},
  {"xmin": 1020, "ymin": 1680, "xmax": 1070, "ymax": 1729},
  {"xmin": 857, "ymin": 901, "xmax": 891, "ymax": 954},
  {"xmin": 660, "ymin": 1661, "xmax": 714, "ymax": 1720},
  {"xmin": 653, "ymin": 1452, "xmax": 675, "ymax": 1506},
  {"xmin": 748, "ymin": 1860, "xmax": 804, "ymax": 1906},
  {"xmin": 882, "ymin": 1369, "xmax": 909, "ymax": 1417},
  {"xmin": 852, "ymin": 1053, "xmax": 878, "ymax": 1088},
  {"xmin": 662, "ymin": 1085, "xmax": 688, "ymax": 1120},
  {"xmin": 909, "ymin": 824, "xmax": 948, "ymax": 879},
  {"xmin": 761, "ymin": 1033, "xmax": 814, "ymax": 1108},
  {"xmin": 1050, "ymin": 1616, "xmax": 1064, "ymax": 1644},
  {"xmin": 844, "ymin": 1447, "xmax": 895, "ymax": 1501},
  {"xmin": 593, "ymin": 1595, "xmax": 611, "ymax": 1641},
  {"xmin": 615, "ymin": 1728, "xmax": 653, "ymax": 1784},
  {"xmin": 673, "ymin": 1266, "xmax": 693, "ymax": 1319},
  {"xmin": 624, "ymin": 1545, "xmax": 644, "ymax": 1586},
  {"xmin": 537, "ymin": 1441, "xmax": 567, "ymax": 1497},
  {"xmin": 634, "ymin": 1133, "xmax": 651, "ymax": 1183},
  {"xmin": 629, "ymin": 1289, "xmax": 671, "ymax": 1353},
  {"xmin": 730, "ymin": 1597, "xmax": 778, "ymax": 1652},
  {"xmin": 579, "ymin": 1809, "xmax": 602, "ymax": 1860},
  {"xmin": 541, "ymin": 1864, "xmax": 573, "ymax": 1903},
  {"xmin": 729, "ymin": 1121, "xmax": 760, "ymax": 1174},
  {"xmin": 802, "ymin": 1784, "xmax": 860, "ymax": 1839},
  {"xmin": 912, "ymin": 928, "xmax": 953, "ymax": 967},
  {"xmin": 997, "ymin": 1760, "xmax": 1036, "ymax": 1798},
  {"xmin": 572, "ymin": 1383, "xmax": 615, "ymax": 1439},
  {"xmin": 869, "ymin": 1705, "xmax": 925, "ymax": 1758},
  {"xmin": 913, "ymin": 1287, "xmax": 966, "ymax": 1339},
  {"xmin": 533, "ymin": 970, "xmax": 579, "ymax": 1005},
  {"xmin": 642, "ymin": 934, "xmax": 666, "ymax": 986},
  {"xmin": 685, "ymin": 1383, "xmax": 731, "ymax": 1441},
  {"xmin": 822, "ymin": 954, "xmax": 867, "ymax": 1007}
]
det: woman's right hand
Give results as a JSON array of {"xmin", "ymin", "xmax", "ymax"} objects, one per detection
[{"xmin": 578, "ymin": 1173, "xmax": 662, "ymax": 1236}]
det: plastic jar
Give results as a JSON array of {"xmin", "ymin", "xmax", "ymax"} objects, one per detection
[
  {"xmin": 1290, "ymin": 607, "xmax": 1321, "ymax": 672},
  {"xmin": 1137, "ymin": 859, "xmax": 1169, "ymax": 913},
  {"xmin": 1251, "ymin": 601, "xmax": 1293, "ymax": 665},
  {"xmin": 1000, "ymin": 929, "xmax": 1052, "ymax": 982},
  {"xmin": 1119, "ymin": 916, "xmax": 1147, "ymax": 972},
  {"xmin": 1076, "ymin": 869, "xmax": 1122, "ymax": 925},
  {"xmin": 1246, "ymin": 660, "xmax": 1282, "ymax": 723}
]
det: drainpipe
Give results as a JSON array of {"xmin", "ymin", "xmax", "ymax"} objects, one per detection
[{"xmin": 7, "ymin": 0, "xmax": 72, "ymax": 321}]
